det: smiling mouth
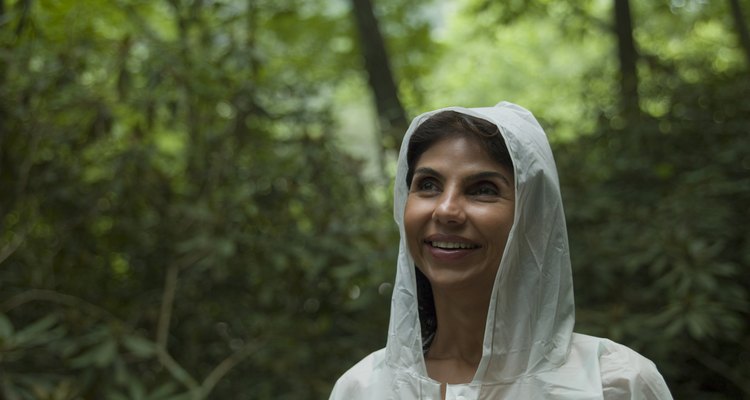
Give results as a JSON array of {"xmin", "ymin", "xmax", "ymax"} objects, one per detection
[{"xmin": 427, "ymin": 241, "xmax": 480, "ymax": 250}]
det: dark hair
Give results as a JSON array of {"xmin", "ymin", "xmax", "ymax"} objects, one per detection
[
  {"xmin": 406, "ymin": 111, "xmax": 513, "ymax": 188},
  {"xmin": 405, "ymin": 110, "xmax": 513, "ymax": 350}
]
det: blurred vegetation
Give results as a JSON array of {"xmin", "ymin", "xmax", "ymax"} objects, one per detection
[{"xmin": 0, "ymin": 0, "xmax": 748, "ymax": 399}]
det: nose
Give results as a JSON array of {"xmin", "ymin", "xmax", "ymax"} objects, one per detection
[{"xmin": 432, "ymin": 190, "xmax": 466, "ymax": 225}]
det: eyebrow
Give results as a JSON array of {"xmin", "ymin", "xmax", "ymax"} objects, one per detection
[{"xmin": 413, "ymin": 167, "xmax": 513, "ymax": 186}]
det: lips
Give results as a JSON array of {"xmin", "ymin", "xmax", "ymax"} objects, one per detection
[
  {"xmin": 423, "ymin": 234, "xmax": 481, "ymax": 262},
  {"xmin": 428, "ymin": 241, "xmax": 480, "ymax": 250},
  {"xmin": 424, "ymin": 234, "xmax": 480, "ymax": 249}
]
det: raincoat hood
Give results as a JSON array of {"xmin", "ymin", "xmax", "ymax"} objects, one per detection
[
  {"xmin": 330, "ymin": 101, "xmax": 673, "ymax": 400},
  {"xmin": 388, "ymin": 101, "xmax": 574, "ymax": 382}
]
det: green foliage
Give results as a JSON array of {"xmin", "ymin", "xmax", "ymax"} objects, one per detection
[
  {"xmin": 1, "ymin": 0, "xmax": 748, "ymax": 398},
  {"xmin": 559, "ymin": 72, "xmax": 750, "ymax": 398},
  {"xmin": 1, "ymin": 0, "xmax": 396, "ymax": 398}
]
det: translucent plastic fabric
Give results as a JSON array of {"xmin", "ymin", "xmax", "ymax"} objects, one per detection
[{"xmin": 330, "ymin": 102, "xmax": 673, "ymax": 400}]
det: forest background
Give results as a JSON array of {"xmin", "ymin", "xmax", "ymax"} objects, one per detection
[{"xmin": 1, "ymin": 0, "xmax": 749, "ymax": 398}]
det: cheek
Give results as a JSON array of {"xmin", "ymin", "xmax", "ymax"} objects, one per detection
[
  {"xmin": 497, "ymin": 219, "xmax": 514, "ymax": 252},
  {"xmin": 403, "ymin": 198, "xmax": 428, "ymax": 245},
  {"xmin": 476, "ymin": 207, "xmax": 514, "ymax": 246},
  {"xmin": 403, "ymin": 202, "xmax": 417, "ymax": 238}
]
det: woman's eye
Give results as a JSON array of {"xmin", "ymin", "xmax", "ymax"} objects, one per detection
[
  {"xmin": 470, "ymin": 183, "xmax": 499, "ymax": 196},
  {"xmin": 413, "ymin": 178, "xmax": 439, "ymax": 192}
]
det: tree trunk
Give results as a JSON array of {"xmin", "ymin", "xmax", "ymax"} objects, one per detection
[
  {"xmin": 15, "ymin": 0, "xmax": 32, "ymax": 36},
  {"xmin": 349, "ymin": 0, "xmax": 408, "ymax": 153},
  {"xmin": 613, "ymin": 0, "xmax": 639, "ymax": 119},
  {"xmin": 0, "ymin": 0, "xmax": 5, "ymax": 81},
  {"xmin": 0, "ymin": 0, "xmax": 6, "ymax": 173},
  {"xmin": 728, "ymin": 0, "xmax": 750, "ymax": 70}
]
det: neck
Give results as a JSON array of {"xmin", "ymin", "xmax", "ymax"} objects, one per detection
[{"xmin": 427, "ymin": 284, "xmax": 492, "ymax": 366}]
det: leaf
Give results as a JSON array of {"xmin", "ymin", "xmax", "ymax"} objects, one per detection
[
  {"xmin": 105, "ymin": 390, "xmax": 131, "ymax": 400},
  {"xmin": 122, "ymin": 334, "xmax": 157, "ymax": 358},
  {"xmin": 0, "ymin": 313, "xmax": 14, "ymax": 343},
  {"xmin": 147, "ymin": 382, "xmax": 178, "ymax": 400},
  {"xmin": 128, "ymin": 378, "xmax": 146, "ymax": 400},
  {"xmin": 94, "ymin": 339, "xmax": 118, "ymax": 367},
  {"xmin": 686, "ymin": 313, "xmax": 706, "ymax": 339},
  {"xmin": 70, "ymin": 338, "xmax": 118, "ymax": 368},
  {"xmin": 13, "ymin": 314, "xmax": 59, "ymax": 347}
]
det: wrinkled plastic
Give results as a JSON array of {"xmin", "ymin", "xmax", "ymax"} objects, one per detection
[{"xmin": 330, "ymin": 102, "xmax": 673, "ymax": 400}]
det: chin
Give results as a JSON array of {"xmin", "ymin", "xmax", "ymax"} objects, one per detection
[{"xmin": 422, "ymin": 266, "xmax": 496, "ymax": 292}]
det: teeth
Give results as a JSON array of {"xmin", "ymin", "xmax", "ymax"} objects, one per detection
[{"xmin": 431, "ymin": 241, "xmax": 478, "ymax": 250}]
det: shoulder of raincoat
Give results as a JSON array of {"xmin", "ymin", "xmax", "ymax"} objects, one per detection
[{"xmin": 330, "ymin": 102, "xmax": 673, "ymax": 400}]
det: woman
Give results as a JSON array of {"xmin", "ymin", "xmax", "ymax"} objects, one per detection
[{"xmin": 330, "ymin": 102, "xmax": 673, "ymax": 399}]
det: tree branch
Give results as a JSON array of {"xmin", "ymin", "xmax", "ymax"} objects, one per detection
[
  {"xmin": 349, "ymin": 0, "xmax": 408, "ymax": 150},
  {"xmin": 613, "ymin": 0, "xmax": 640, "ymax": 119},
  {"xmin": 156, "ymin": 251, "xmax": 209, "ymax": 351},
  {"xmin": 0, "ymin": 228, "xmax": 27, "ymax": 266},
  {"xmin": 1, "ymin": 374, "xmax": 22, "ymax": 400},
  {"xmin": 200, "ymin": 340, "xmax": 264, "ymax": 397},
  {"xmin": 728, "ymin": 0, "xmax": 750, "ymax": 69},
  {"xmin": 154, "ymin": 249, "xmax": 253, "ymax": 397},
  {"xmin": 691, "ymin": 346, "xmax": 750, "ymax": 397},
  {"xmin": 156, "ymin": 346, "xmax": 201, "ymax": 393},
  {"xmin": 156, "ymin": 262, "xmax": 179, "ymax": 350},
  {"xmin": 0, "ymin": 289, "xmax": 118, "ymax": 322},
  {"xmin": 14, "ymin": 0, "xmax": 32, "ymax": 37}
]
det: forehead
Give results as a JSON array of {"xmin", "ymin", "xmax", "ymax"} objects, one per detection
[{"xmin": 415, "ymin": 135, "xmax": 506, "ymax": 172}]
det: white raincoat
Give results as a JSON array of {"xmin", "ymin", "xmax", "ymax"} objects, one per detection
[{"xmin": 330, "ymin": 102, "xmax": 673, "ymax": 400}]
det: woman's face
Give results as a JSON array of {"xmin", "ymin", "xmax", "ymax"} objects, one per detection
[{"xmin": 404, "ymin": 135, "xmax": 515, "ymax": 292}]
